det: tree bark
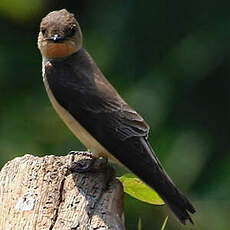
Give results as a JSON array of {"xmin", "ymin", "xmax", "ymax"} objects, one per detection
[{"xmin": 0, "ymin": 153, "xmax": 125, "ymax": 230}]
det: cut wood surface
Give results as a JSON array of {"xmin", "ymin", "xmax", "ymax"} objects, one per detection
[{"xmin": 0, "ymin": 153, "xmax": 125, "ymax": 230}]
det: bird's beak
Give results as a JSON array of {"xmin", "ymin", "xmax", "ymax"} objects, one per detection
[{"xmin": 51, "ymin": 34, "xmax": 64, "ymax": 42}]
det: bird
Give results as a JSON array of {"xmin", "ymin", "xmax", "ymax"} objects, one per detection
[{"xmin": 37, "ymin": 9, "xmax": 195, "ymax": 225}]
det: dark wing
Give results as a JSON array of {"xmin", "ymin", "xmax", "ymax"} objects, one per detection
[
  {"xmin": 89, "ymin": 71, "xmax": 196, "ymax": 224},
  {"xmin": 46, "ymin": 48, "xmax": 150, "ymax": 143},
  {"xmin": 45, "ymin": 49, "xmax": 195, "ymax": 224},
  {"xmin": 92, "ymin": 69, "xmax": 150, "ymax": 141}
]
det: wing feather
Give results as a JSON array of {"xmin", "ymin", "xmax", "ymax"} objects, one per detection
[{"xmin": 44, "ymin": 48, "xmax": 195, "ymax": 224}]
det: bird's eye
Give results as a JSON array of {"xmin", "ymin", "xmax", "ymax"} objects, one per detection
[
  {"xmin": 41, "ymin": 29, "xmax": 46, "ymax": 35},
  {"xmin": 69, "ymin": 27, "xmax": 76, "ymax": 36}
]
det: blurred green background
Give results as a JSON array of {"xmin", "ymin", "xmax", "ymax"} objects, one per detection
[{"xmin": 1, "ymin": 0, "xmax": 230, "ymax": 229}]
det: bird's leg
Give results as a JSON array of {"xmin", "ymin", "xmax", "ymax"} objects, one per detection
[{"xmin": 68, "ymin": 150, "xmax": 109, "ymax": 173}]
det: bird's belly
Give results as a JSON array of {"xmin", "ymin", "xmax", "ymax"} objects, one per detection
[{"xmin": 43, "ymin": 74, "xmax": 119, "ymax": 162}]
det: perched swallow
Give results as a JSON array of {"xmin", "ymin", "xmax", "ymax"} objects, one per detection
[{"xmin": 38, "ymin": 9, "xmax": 195, "ymax": 224}]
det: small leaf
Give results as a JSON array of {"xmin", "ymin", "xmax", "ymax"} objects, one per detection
[
  {"xmin": 117, "ymin": 173, "xmax": 164, "ymax": 205},
  {"xmin": 138, "ymin": 217, "xmax": 142, "ymax": 230},
  {"xmin": 161, "ymin": 216, "xmax": 168, "ymax": 230}
]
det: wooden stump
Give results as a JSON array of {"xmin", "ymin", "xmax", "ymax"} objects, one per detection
[{"xmin": 0, "ymin": 153, "xmax": 125, "ymax": 230}]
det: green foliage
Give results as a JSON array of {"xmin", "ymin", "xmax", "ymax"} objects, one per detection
[
  {"xmin": 137, "ymin": 216, "xmax": 168, "ymax": 230},
  {"xmin": 138, "ymin": 217, "xmax": 142, "ymax": 230},
  {"xmin": 0, "ymin": 0, "xmax": 43, "ymax": 21},
  {"xmin": 118, "ymin": 174, "xmax": 164, "ymax": 205},
  {"xmin": 161, "ymin": 217, "xmax": 168, "ymax": 230}
]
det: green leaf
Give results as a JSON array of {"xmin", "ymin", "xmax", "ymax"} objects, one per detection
[
  {"xmin": 138, "ymin": 217, "xmax": 142, "ymax": 230},
  {"xmin": 161, "ymin": 216, "xmax": 168, "ymax": 230},
  {"xmin": 117, "ymin": 173, "xmax": 164, "ymax": 205}
]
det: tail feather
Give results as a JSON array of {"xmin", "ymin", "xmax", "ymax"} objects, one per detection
[
  {"xmin": 162, "ymin": 188, "xmax": 195, "ymax": 224},
  {"xmin": 138, "ymin": 138, "xmax": 196, "ymax": 224},
  {"xmin": 111, "ymin": 136, "xmax": 196, "ymax": 224}
]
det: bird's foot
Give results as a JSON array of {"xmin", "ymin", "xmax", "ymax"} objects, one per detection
[
  {"xmin": 69, "ymin": 151, "xmax": 108, "ymax": 173},
  {"xmin": 68, "ymin": 150, "xmax": 93, "ymax": 158}
]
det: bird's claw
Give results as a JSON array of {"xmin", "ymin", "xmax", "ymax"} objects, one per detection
[
  {"xmin": 70, "ymin": 158, "xmax": 96, "ymax": 173},
  {"xmin": 68, "ymin": 150, "xmax": 93, "ymax": 158},
  {"xmin": 69, "ymin": 151, "xmax": 108, "ymax": 173}
]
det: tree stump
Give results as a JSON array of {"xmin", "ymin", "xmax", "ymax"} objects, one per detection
[{"xmin": 0, "ymin": 153, "xmax": 125, "ymax": 230}]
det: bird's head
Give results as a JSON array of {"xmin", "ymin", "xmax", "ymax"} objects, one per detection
[{"xmin": 38, "ymin": 9, "xmax": 82, "ymax": 59}]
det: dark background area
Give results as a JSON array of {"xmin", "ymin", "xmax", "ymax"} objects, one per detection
[{"xmin": 1, "ymin": 0, "xmax": 230, "ymax": 229}]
